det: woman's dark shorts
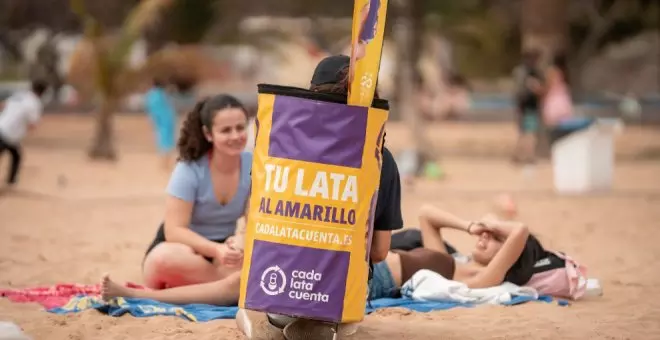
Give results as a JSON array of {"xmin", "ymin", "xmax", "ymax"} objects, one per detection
[{"xmin": 145, "ymin": 223, "xmax": 227, "ymax": 263}]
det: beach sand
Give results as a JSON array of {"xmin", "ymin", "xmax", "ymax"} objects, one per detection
[{"xmin": 1, "ymin": 115, "xmax": 660, "ymax": 339}]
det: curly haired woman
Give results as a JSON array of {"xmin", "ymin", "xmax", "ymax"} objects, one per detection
[{"xmin": 125, "ymin": 94, "xmax": 252, "ymax": 302}]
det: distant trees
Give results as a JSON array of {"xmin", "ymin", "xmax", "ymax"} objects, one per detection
[
  {"xmin": 1, "ymin": 0, "xmax": 657, "ymax": 163},
  {"xmin": 69, "ymin": 0, "xmax": 173, "ymax": 160}
]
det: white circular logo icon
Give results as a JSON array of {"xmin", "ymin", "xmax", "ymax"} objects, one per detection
[
  {"xmin": 361, "ymin": 73, "xmax": 374, "ymax": 89},
  {"xmin": 260, "ymin": 265, "xmax": 287, "ymax": 296}
]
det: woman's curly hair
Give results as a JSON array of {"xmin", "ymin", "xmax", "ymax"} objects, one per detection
[{"xmin": 177, "ymin": 94, "xmax": 248, "ymax": 161}]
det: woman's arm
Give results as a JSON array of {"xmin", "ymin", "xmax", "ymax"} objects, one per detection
[
  {"xmin": 163, "ymin": 196, "xmax": 218, "ymax": 259},
  {"xmin": 419, "ymin": 205, "xmax": 471, "ymax": 232},
  {"xmin": 463, "ymin": 221, "xmax": 529, "ymax": 289},
  {"xmin": 228, "ymin": 201, "xmax": 250, "ymax": 251},
  {"xmin": 164, "ymin": 162, "xmax": 220, "ymax": 259},
  {"xmin": 371, "ymin": 148, "xmax": 405, "ymax": 262},
  {"xmin": 370, "ymin": 230, "xmax": 392, "ymax": 263},
  {"xmin": 418, "ymin": 205, "xmax": 472, "ymax": 254}
]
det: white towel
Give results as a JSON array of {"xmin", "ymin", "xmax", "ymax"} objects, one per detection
[{"xmin": 400, "ymin": 269, "xmax": 539, "ymax": 305}]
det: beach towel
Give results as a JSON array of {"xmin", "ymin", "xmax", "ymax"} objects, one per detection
[
  {"xmin": 0, "ymin": 283, "xmax": 137, "ymax": 310},
  {"xmin": 366, "ymin": 295, "xmax": 556, "ymax": 314},
  {"xmin": 47, "ymin": 293, "xmax": 558, "ymax": 323},
  {"xmin": 3, "ymin": 280, "xmax": 561, "ymax": 323},
  {"xmin": 49, "ymin": 296, "xmax": 239, "ymax": 322},
  {"xmin": 400, "ymin": 269, "xmax": 557, "ymax": 305}
]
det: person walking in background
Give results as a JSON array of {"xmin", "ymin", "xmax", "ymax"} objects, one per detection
[
  {"xmin": 145, "ymin": 79, "xmax": 177, "ymax": 170},
  {"xmin": 511, "ymin": 50, "xmax": 544, "ymax": 164},
  {"xmin": 0, "ymin": 81, "xmax": 47, "ymax": 187},
  {"xmin": 542, "ymin": 54, "xmax": 573, "ymax": 128}
]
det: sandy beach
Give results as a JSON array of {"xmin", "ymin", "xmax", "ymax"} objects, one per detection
[{"xmin": 1, "ymin": 115, "xmax": 660, "ymax": 340}]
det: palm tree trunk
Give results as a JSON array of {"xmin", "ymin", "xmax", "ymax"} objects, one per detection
[
  {"xmin": 88, "ymin": 96, "xmax": 117, "ymax": 160},
  {"xmin": 393, "ymin": 0, "xmax": 436, "ymax": 174},
  {"xmin": 520, "ymin": 0, "xmax": 569, "ymax": 59}
]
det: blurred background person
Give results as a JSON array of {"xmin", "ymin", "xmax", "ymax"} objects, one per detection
[
  {"xmin": 145, "ymin": 78, "xmax": 177, "ymax": 170},
  {"xmin": 0, "ymin": 81, "xmax": 46, "ymax": 187},
  {"xmin": 511, "ymin": 50, "xmax": 544, "ymax": 164}
]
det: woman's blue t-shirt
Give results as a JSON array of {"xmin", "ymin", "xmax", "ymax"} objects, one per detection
[{"xmin": 166, "ymin": 152, "xmax": 252, "ymax": 241}]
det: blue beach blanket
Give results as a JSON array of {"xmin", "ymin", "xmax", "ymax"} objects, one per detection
[
  {"xmin": 48, "ymin": 294, "xmax": 563, "ymax": 322},
  {"xmin": 366, "ymin": 295, "xmax": 561, "ymax": 314}
]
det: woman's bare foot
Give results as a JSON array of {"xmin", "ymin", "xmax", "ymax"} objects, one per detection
[{"xmin": 101, "ymin": 274, "xmax": 133, "ymax": 301}]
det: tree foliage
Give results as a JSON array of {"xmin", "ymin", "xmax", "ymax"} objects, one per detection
[
  {"xmin": 1, "ymin": 0, "xmax": 656, "ymax": 79},
  {"xmin": 69, "ymin": 0, "xmax": 174, "ymax": 160}
]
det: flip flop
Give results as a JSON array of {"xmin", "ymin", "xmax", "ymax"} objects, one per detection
[
  {"xmin": 282, "ymin": 319, "xmax": 339, "ymax": 340},
  {"xmin": 236, "ymin": 309, "xmax": 285, "ymax": 340}
]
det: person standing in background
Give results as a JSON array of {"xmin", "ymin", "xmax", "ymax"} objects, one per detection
[
  {"xmin": 169, "ymin": 77, "xmax": 198, "ymax": 148},
  {"xmin": 145, "ymin": 79, "xmax": 177, "ymax": 170},
  {"xmin": 511, "ymin": 50, "xmax": 544, "ymax": 164},
  {"xmin": 0, "ymin": 81, "xmax": 47, "ymax": 187}
]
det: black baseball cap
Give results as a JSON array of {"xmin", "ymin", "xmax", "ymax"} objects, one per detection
[{"xmin": 310, "ymin": 55, "xmax": 350, "ymax": 86}]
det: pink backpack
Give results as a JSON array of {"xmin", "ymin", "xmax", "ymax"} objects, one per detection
[{"xmin": 525, "ymin": 251, "xmax": 588, "ymax": 300}]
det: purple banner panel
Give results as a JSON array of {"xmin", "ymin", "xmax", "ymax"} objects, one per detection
[
  {"xmin": 268, "ymin": 95, "xmax": 368, "ymax": 168},
  {"xmin": 244, "ymin": 239, "xmax": 350, "ymax": 322}
]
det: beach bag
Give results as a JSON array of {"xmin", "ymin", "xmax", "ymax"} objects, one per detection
[{"xmin": 525, "ymin": 251, "xmax": 588, "ymax": 300}]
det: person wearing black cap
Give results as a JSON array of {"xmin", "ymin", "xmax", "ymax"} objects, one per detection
[
  {"xmin": 237, "ymin": 55, "xmax": 404, "ymax": 340},
  {"xmin": 309, "ymin": 54, "xmax": 403, "ymax": 264}
]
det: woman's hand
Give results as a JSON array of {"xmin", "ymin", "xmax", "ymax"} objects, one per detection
[
  {"xmin": 226, "ymin": 235, "xmax": 245, "ymax": 251},
  {"xmin": 215, "ymin": 243, "xmax": 243, "ymax": 268}
]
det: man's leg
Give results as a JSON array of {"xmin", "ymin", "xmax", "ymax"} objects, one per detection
[{"xmin": 6, "ymin": 144, "xmax": 21, "ymax": 185}]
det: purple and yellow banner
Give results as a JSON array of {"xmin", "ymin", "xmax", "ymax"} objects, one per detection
[
  {"xmin": 238, "ymin": 85, "xmax": 389, "ymax": 323},
  {"xmin": 239, "ymin": 0, "xmax": 390, "ymax": 324},
  {"xmin": 349, "ymin": 0, "xmax": 388, "ymax": 107}
]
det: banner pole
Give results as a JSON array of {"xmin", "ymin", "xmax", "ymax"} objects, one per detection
[{"xmin": 348, "ymin": 0, "xmax": 389, "ymax": 107}]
